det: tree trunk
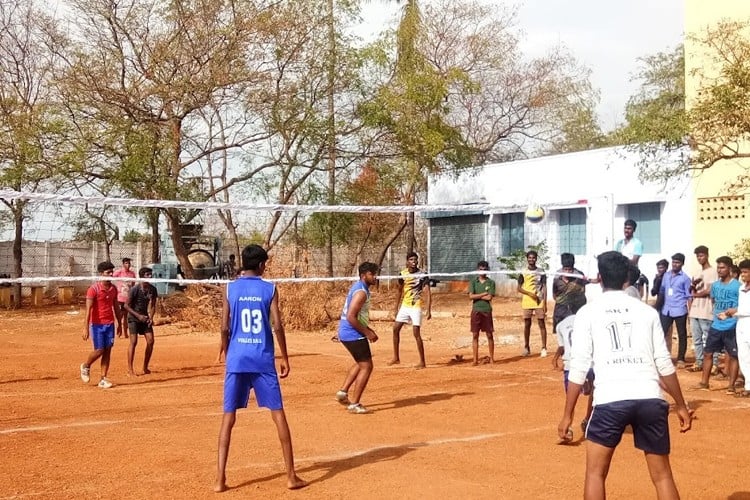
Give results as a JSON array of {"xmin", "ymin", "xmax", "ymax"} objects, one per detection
[
  {"xmin": 148, "ymin": 208, "xmax": 160, "ymax": 263},
  {"xmin": 375, "ymin": 213, "xmax": 408, "ymax": 272},
  {"xmin": 325, "ymin": 0, "xmax": 336, "ymax": 278},
  {"xmin": 165, "ymin": 208, "xmax": 194, "ymax": 278},
  {"xmin": 12, "ymin": 205, "xmax": 23, "ymax": 309}
]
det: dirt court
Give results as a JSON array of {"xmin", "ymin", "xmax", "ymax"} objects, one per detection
[{"xmin": 1, "ymin": 291, "xmax": 749, "ymax": 500}]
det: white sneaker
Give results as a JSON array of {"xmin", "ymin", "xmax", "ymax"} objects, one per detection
[
  {"xmin": 335, "ymin": 390, "xmax": 350, "ymax": 405},
  {"xmin": 347, "ymin": 403, "xmax": 369, "ymax": 414},
  {"xmin": 80, "ymin": 363, "xmax": 90, "ymax": 383},
  {"xmin": 97, "ymin": 378, "xmax": 113, "ymax": 389},
  {"xmin": 522, "ymin": 347, "xmax": 531, "ymax": 357},
  {"xmin": 540, "ymin": 348, "xmax": 548, "ymax": 358}
]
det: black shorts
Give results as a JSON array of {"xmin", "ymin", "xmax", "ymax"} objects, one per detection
[
  {"xmin": 341, "ymin": 339, "xmax": 372, "ymax": 362},
  {"xmin": 705, "ymin": 327, "xmax": 738, "ymax": 358},
  {"xmin": 587, "ymin": 399, "xmax": 670, "ymax": 455},
  {"xmin": 128, "ymin": 320, "xmax": 153, "ymax": 335},
  {"xmin": 470, "ymin": 311, "xmax": 494, "ymax": 334}
]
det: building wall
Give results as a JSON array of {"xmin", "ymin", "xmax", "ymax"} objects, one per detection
[
  {"xmin": 685, "ymin": 0, "xmax": 750, "ymax": 258},
  {"xmin": 427, "ymin": 147, "xmax": 694, "ymax": 295}
]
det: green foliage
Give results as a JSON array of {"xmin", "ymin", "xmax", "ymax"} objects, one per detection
[
  {"xmin": 728, "ymin": 238, "xmax": 750, "ymax": 265},
  {"xmin": 122, "ymin": 229, "xmax": 151, "ymax": 243},
  {"xmin": 614, "ymin": 45, "xmax": 687, "ymax": 148},
  {"xmin": 496, "ymin": 241, "xmax": 549, "ymax": 280}
]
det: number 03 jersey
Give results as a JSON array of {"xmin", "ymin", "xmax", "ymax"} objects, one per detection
[
  {"xmin": 569, "ymin": 290, "xmax": 675, "ymax": 406},
  {"xmin": 226, "ymin": 276, "xmax": 277, "ymax": 374}
]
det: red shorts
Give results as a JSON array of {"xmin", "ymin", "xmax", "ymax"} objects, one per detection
[{"xmin": 470, "ymin": 311, "xmax": 494, "ymax": 334}]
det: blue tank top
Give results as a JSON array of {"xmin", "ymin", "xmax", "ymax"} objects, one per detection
[
  {"xmin": 338, "ymin": 281, "xmax": 370, "ymax": 342},
  {"xmin": 226, "ymin": 276, "xmax": 276, "ymax": 373},
  {"xmin": 711, "ymin": 278, "xmax": 740, "ymax": 331}
]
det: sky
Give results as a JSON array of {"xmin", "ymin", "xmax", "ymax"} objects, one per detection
[{"xmin": 359, "ymin": 0, "xmax": 684, "ymax": 132}]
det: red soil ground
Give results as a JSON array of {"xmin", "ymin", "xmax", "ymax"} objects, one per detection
[{"xmin": 1, "ymin": 292, "xmax": 749, "ymax": 499}]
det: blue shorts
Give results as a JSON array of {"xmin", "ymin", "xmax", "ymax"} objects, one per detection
[
  {"xmin": 705, "ymin": 328, "xmax": 738, "ymax": 358},
  {"xmin": 563, "ymin": 369, "xmax": 595, "ymax": 395},
  {"xmin": 223, "ymin": 372, "xmax": 283, "ymax": 413},
  {"xmin": 587, "ymin": 399, "xmax": 670, "ymax": 455},
  {"xmin": 90, "ymin": 324, "xmax": 115, "ymax": 350}
]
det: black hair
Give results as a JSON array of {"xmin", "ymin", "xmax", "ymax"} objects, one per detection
[
  {"xmin": 671, "ymin": 253, "xmax": 685, "ymax": 264},
  {"xmin": 560, "ymin": 253, "xmax": 574, "ymax": 268},
  {"xmin": 597, "ymin": 251, "xmax": 629, "ymax": 290},
  {"xmin": 241, "ymin": 244, "xmax": 269, "ymax": 271},
  {"xmin": 477, "ymin": 260, "xmax": 489, "ymax": 269},
  {"xmin": 694, "ymin": 245, "xmax": 709, "ymax": 255},
  {"xmin": 97, "ymin": 261, "xmax": 115, "ymax": 273},
  {"xmin": 406, "ymin": 251, "xmax": 418, "ymax": 260},
  {"xmin": 656, "ymin": 259, "xmax": 668, "ymax": 267},
  {"xmin": 359, "ymin": 262, "xmax": 379, "ymax": 276},
  {"xmin": 627, "ymin": 263, "xmax": 641, "ymax": 286},
  {"xmin": 138, "ymin": 267, "xmax": 152, "ymax": 278},
  {"xmin": 738, "ymin": 259, "xmax": 750, "ymax": 271},
  {"xmin": 526, "ymin": 250, "xmax": 538, "ymax": 258},
  {"xmin": 624, "ymin": 219, "xmax": 637, "ymax": 230},
  {"xmin": 716, "ymin": 256, "xmax": 733, "ymax": 268}
]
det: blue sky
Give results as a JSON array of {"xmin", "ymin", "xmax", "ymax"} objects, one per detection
[{"xmin": 359, "ymin": 0, "xmax": 684, "ymax": 132}]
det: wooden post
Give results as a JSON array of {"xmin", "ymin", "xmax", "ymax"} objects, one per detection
[
  {"xmin": 30, "ymin": 286, "xmax": 44, "ymax": 307},
  {"xmin": 0, "ymin": 287, "xmax": 11, "ymax": 308},
  {"xmin": 57, "ymin": 286, "xmax": 75, "ymax": 305}
]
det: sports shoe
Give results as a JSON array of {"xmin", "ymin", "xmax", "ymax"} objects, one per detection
[
  {"xmin": 540, "ymin": 348, "xmax": 548, "ymax": 358},
  {"xmin": 522, "ymin": 347, "xmax": 531, "ymax": 357},
  {"xmin": 335, "ymin": 390, "xmax": 350, "ymax": 405},
  {"xmin": 97, "ymin": 378, "xmax": 114, "ymax": 389},
  {"xmin": 347, "ymin": 403, "xmax": 369, "ymax": 414},
  {"xmin": 80, "ymin": 363, "xmax": 90, "ymax": 383}
]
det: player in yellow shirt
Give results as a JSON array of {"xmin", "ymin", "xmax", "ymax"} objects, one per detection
[
  {"xmin": 389, "ymin": 252, "xmax": 431, "ymax": 369},
  {"xmin": 517, "ymin": 250, "xmax": 548, "ymax": 357}
]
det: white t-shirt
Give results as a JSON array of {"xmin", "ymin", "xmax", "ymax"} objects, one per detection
[
  {"xmin": 737, "ymin": 281, "xmax": 750, "ymax": 339},
  {"xmin": 569, "ymin": 290, "xmax": 675, "ymax": 406},
  {"xmin": 689, "ymin": 266, "xmax": 719, "ymax": 320},
  {"xmin": 556, "ymin": 315, "xmax": 576, "ymax": 371}
]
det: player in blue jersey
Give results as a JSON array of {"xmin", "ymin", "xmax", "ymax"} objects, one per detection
[
  {"xmin": 214, "ymin": 245, "xmax": 306, "ymax": 493},
  {"xmin": 336, "ymin": 262, "xmax": 380, "ymax": 414}
]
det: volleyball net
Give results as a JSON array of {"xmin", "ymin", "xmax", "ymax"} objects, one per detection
[{"xmin": 0, "ymin": 189, "xmax": 580, "ymax": 293}]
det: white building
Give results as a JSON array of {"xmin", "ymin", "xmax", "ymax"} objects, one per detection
[{"xmin": 425, "ymin": 146, "xmax": 693, "ymax": 294}]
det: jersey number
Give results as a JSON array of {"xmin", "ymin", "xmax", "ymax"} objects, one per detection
[
  {"xmin": 240, "ymin": 309, "xmax": 262, "ymax": 334},
  {"xmin": 607, "ymin": 322, "xmax": 632, "ymax": 352}
]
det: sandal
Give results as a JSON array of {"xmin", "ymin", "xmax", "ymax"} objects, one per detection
[
  {"xmin": 735, "ymin": 390, "xmax": 750, "ymax": 398},
  {"xmin": 688, "ymin": 365, "xmax": 703, "ymax": 373},
  {"xmin": 725, "ymin": 386, "xmax": 737, "ymax": 395}
]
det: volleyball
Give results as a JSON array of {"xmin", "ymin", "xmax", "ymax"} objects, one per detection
[{"xmin": 525, "ymin": 205, "xmax": 545, "ymax": 223}]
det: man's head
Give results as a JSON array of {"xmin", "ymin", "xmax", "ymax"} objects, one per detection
[
  {"xmin": 738, "ymin": 259, "xmax": 750, "ymax": 284},
  {"xmin": 560, "ymin": 253, "xmax": 575, "ymax": 273},
  {"xmin": 228, "ymin": 254, "xmax": 236, "ymax": 263},
  {"xmin": 656, "ymin": 259, "xmax": 668, "ymax": 275},
  {"xmin": 526, "ymin": 250, "xmax": 538, "ymax": 268},
  {"xmin": 694, "ymin": 245, "xmax": 709, "ymax": 267},
  {"xmin": 97, "ymin": 261, "xmax": 115, "ymax": 283},
  {"xmin": 406, "ymin": 252, "xmax": 419, "ymax": 270},
  {"xmin": 731, "ymin": 265, "xmax": 740, "ymax": 280},
  {"xmin": 477, "ymin": 260, "xmax": 489, "ymax": 278},
  {"xmin": 358, "ymin": 262, "xmax": 379, "ymax": 286},
  {"xmin": 241, "ymin": 244, "xmax": 269, "ymax": 273},
  {"xmin": 138, "ymin": 267, "xmax": 152, "ymax": 279},
  {"xmin": 623, "ymin": 219, "xmax": 637, "ymax": 239},
  {"xmin": 596, "ymin": 251, "xmax": 630, "ymax": 291},
  {"xmin": 122, "ymin": 257, "xmax": 132, "ymax": 270},
  {"xmin": 671, "ymin": 253, "xmax": 685, "ymax": 273},
  {"xmin": 716, "ymin": 256, "xmax": 733, "ymax": 280}
]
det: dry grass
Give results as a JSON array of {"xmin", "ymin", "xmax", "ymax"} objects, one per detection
[{"xmin": 160, "ymin": 281, "xmax": 399, "ymax": 332}]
